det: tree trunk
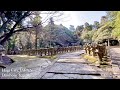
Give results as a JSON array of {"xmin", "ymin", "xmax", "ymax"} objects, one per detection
[
  {"xmin": 0, "ymin": 32, "xmax": 13, "ymax": 45},
  {"xmin": 35, "ymin": 30, "xmax": 38, "ymax": 50},
  {"xmin": 0, "ymin": 11, "xmax": 30, "ymax": 45}
]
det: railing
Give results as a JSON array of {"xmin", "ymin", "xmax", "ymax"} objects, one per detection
[{"xmin": 19, "ymin": 46, "xmax": 81, "ymax": 56}]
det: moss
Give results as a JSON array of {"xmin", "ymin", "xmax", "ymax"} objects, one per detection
[
  {"xmin": 83, "ymin": 54, "xmax": 98, "ymax": 63},
  {"xmin": 8, "ymin": 55, "xmax": 37, "ymax": 61}
]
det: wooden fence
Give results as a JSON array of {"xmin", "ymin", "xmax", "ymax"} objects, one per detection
[{"xmin": 19, "ymin": 46, "xmax": 81, "ymax": 56}]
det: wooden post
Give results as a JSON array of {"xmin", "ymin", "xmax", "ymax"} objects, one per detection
[
  {"xmin": 62, "ymin": 47, "xmax": 63, "ymax": 53},
  {"xmin": 108, "ymin": 39, "xmax": 110, "ymax": 47},
  {"xmin": 44, "ymin": 49, "xmax": 47, "ymax": 55},
  {"xmin": 40, "ymin": 49, "xmax": 42, "ymax": 56},
  {"xmin": 50, "ymin": 48, "xmax": 53, "ymax": 56},
  {"xmin": 91, "ymin": 46, "xmax": 96, "ymax": 56},
  {"xmin": 48, "ymin": 48, "xmax": 50, "ymax": 56},
  {"xmin": 53, "ymin": 48, "xmax": 56, "ymax": 55}
]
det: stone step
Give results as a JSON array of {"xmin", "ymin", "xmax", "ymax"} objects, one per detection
[{"xmin": 42, "ymin": 73, "xmax": 104, "ymax": 79}]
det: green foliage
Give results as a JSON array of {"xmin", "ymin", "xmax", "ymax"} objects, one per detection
[
  {"xmin": 92, "ymin": 15, "xmax": 116, "ymax": 42},
  {"xmin": 92, "ymin": 22, "xmax": 112, "ymax": 42},
  {"xmin": 106, "ymin": 11, "xmax": 118, "ymax": 21},
  {"xmin": 95, "ymin": 29, "xmax": 111, "ymax": 42},
  {"xmin": 76, "ymin": 25, "xmax": 84, "ymax": 32},
  {"xmin": 92, "ymin": 30, "xmax": 97, "ymax": 41},
  {"xmin": 79, "ymin": 12, "xmax": 117, "ymax": 44},
  {"xmin": 84, "ymin": 22, "xmax": 92, "ymax": 31},
  {"xmin": 32, "ymin": 15, "xmax": 41, "ymax": 25},
  {"xmin": 3, "ymin": 11, "xmax": 120, "ymax": 51},
  {"xmin": 93, "ymin": 21, "xmax": 100, "ymax": 29},
  {"xmin": 88, "ymin": 30, "xmax": 94, "ymax": 39},
  {"xmin": 100, "ymin": 16, "xmax": 108, "ymax": 26},
  {"xmin": 7, "ymin": 34, "xmax": 18, "ymax": 50},
  {"xmin": 111, "ymin": 11, "xmax": 120, "ymax": 40},
  {"xmin": 81, "ymin": 30, "xmax": 94, "ymax": 43},
  {"xmin": 40, "ymin": 23, "xmax": 80, "ymax": 47}
]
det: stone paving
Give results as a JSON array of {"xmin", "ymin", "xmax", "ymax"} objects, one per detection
[
  {"xmin": 41, "ymin": 51, "xmax": 114, "ymax": 79},
  {"xmin": 0, "ymin": 58, "xmax": 53, "ymax": 79},
  {"xmin": 109, "ymin": 47, "xmax": 120, "ymax": 79},
  {"xmin": 0, "ymin": 50, "xmax": 117, "ymax": 79}
]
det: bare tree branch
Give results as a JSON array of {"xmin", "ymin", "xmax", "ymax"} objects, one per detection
[{"xmin": 0, "ymin": 11, "xmax": 32, "ymax": 45}]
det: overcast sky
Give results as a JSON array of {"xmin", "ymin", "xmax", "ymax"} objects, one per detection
[{"xmin": 41, "ymin": 11, "xmax": 106, "ymax": 28}]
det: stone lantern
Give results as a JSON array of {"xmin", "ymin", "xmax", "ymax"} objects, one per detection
[{"xmin": 0, "ymin": 45, "xmax": 14, "ymax": 68}]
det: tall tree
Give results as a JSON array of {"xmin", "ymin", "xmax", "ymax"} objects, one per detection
[
  {"xmin": 75, "ymin": 25, "xmax": 84, "ymax": 36},
  {"xmin": 30, "ymin": 13, "xmax": 42, "ymax": 49},
  {"xmin": 69, "ymin": 25, "xmax": 75, "ymax": 32},
  {"xmin": 84, "ymin": 22, "xmax": 92, "ymax": 31},
  {"xmin": 100, "ymin": 16, "xmax": 108, "ymax": 26},
  {"xmin": 0, "ymin": 11, "xmax": 63, "ymax": 46},
  {"xmin": 106, "ymin": 11, "xmax": 118, "ymax": 21},
  {"xmin": 112, "ymin": 11, "xmax": 120, "ymax": 40},
  {"xmin": 93, "ymin": 21, "xmax": 100, "ymax": 30}
]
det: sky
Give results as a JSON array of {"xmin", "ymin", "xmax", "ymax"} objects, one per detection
[{"xmin": 41, "ymin": 11, "xmax": 106, "ymax": 28}]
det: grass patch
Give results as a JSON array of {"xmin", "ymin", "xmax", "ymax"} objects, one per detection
[
  {"xmin": 83, "ymin": 54, "xmax": 98, "ymax": 63},
  {"xmin": 82, "ymin": 54, "xmax": 111, "ymax": 68},
  {"xmin": 7, "ymin": 55, "xmax": 57, "ymax": 61},
  {"xmin": 40, "ymin": 55, "xmax": 57, "ymax": 60},
  {"xmin": 7, "ymin": 55, "xmax": 41, "ymax": 61}
]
